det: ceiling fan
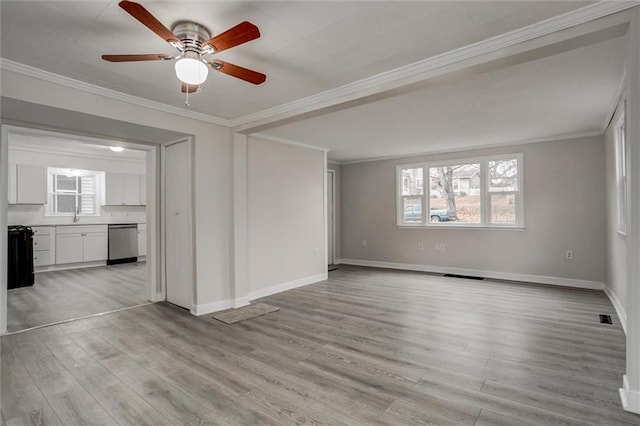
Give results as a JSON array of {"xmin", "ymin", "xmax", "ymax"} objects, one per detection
[{"xmin": 102, "ymin": 0, "xmax": 266, "ymax": 95}]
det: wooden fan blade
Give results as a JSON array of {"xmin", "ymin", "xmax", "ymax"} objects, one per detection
[
  {"xmin": 119, "ymin": 1, "xmax": 182, "ymax": 47},
  {"xmin": 102, "ymin": 54, "xmax": 173, "ymax": 62},
  {"xmin": 210, "ymin": 60, "xmax": 266, "ymax": 85},
  {"xmin": 181, "ymin": 83, "xmax": 199, "ymax": 93},
  {"xmin": 202, "ymin": 21, "xmax": 260, "ymax": 53}
]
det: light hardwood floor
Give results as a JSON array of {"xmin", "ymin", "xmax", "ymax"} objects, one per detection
[
  {"xmin": 2, "ymin": 265, "xmax": 639, "ymax": 425},
  {"xmin": 7, "ymin": 262, "xmax": 148, "ymax": 332}
]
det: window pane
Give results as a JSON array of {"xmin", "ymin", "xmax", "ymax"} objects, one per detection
[
  {"xmin": 56, "ymin": 194, "xmax": 77, "ymax": 213},
  {"xmin": 429, "ymin": 164, "xmax": 480, "ymax": 223},
  {"xmin": 403, "ymin": 197, "xmax": 422, "ymax": 223},
  {"xmin": 56, "ymin": 175, "xmax": 77, "ymax": 191},
  {"xmin": 401, "ymin": 168, "xmax": 423, "ymax": 196},
  {"xmin": 491, "ymin": 193, "xmax": 516, "ymax": 224},
  {"xmin": 489, "ymin": 159, "xmax": 518, "ymax": 192}
]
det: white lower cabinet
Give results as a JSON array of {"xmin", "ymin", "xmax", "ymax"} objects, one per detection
[
  {"xmin": 56, "ymin": 225, "xmax": 108, "ymax": 264},
  {"xmin": 137, "ymin": 224, "xmax": 146, "ymax": 257},
  {"xmin": 32, "ymin": 226, "xmax": 55, "ymax": 267}
]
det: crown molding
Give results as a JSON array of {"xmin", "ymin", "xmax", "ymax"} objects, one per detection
[
  {"xmin": 230, "ymin": 1, "xmax": 640, "ymax": 132},
  {"xmin": 1, "ymin": 2, "xmax": 637, "ymax": 135},
  {"xmin": 0, "ymin": 59, "xmax": 231, "ymax": 127},
  {"xmin": 249, "ymin": 133, "xmax": 329, "ymax": 152},
  {"xmin": 331, "ymin": 130, "xmax": 603, "ymax": 165}
]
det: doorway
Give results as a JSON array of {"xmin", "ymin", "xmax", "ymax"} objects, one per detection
[
  {"xmin": 1, "ymin": 125, "xmax": 162, "ymax": 334},
  {"xmin": 327, "ymin": 170, "xmax": 335, "ymax": 267}
]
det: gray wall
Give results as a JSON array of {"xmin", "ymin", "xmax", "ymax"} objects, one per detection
[
  {"xmin": 340, "ymin": 136, "xmax": 607, "ymax": 283},
  {"xmin": 248, "ymin": 137, "xmax": 326, "ymax": 293}
]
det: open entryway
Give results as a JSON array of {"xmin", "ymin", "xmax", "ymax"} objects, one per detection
[{"xmin": 327, "ymin": 169, "xmax": 335, "ymax": 267}]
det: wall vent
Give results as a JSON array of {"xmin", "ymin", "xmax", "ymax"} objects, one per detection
[
  {"xmin": 443, "ymin": 274, "xmax": 484, "ymax": 281},
  {"xmin": 599, "ymin": 314, "xmax": 613, "ymax": 324}
]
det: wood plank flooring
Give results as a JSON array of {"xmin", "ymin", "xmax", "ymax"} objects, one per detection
[
  {"xmin": 2, "ymin": 265, "xmax": 639, "ymax": 425},
  {"xmin": 7, "ymin": 262, "xmax": 148, "ymax": 332}
]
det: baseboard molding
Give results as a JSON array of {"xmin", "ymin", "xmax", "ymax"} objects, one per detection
[
  {"xmin": 191, "ymin": 272, "xmax": 328, "ymax": 316},
  {"xmin": 234, "ymin": 296, "xmax": 251, "ymax": 309},
  {"xmin": 604, "ymin": 287, "xmax": 627, "ymax": 334},
  {"xmin": 339, "ymin": 259, "xmax": 604, "ymax": 290},
  {"xmin": 249, "ymin": 272, "xmax": 328, "ymax": 301},
  {"xmin": 191, "ymin": 299, "xmax": 234, "ymax": 316},
  {"xmin": 620, "ymin": 375, "xmax": 640, "ymax": 415},
  {"xmin": 35, "ymin": 260, "xmax": 106, "ymax": 273}
]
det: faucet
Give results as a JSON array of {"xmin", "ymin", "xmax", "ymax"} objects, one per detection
[{"xmin": 73, "ymin": 205, "xmax": 80, "ymax": 223}]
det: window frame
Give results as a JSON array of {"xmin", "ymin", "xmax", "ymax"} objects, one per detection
[
  {"xmin": 396, "ymin": 153, "xmax": 524, "ymax": 229},
  {"xmin": 613, "ymin": 101, "xmax": 627, "ymax": 236},
  {"xmin": 47, "ymin": 167, "xmax": 102, "ymax": 217}
]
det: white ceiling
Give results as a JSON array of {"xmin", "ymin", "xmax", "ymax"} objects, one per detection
[
  {"xmin": 260, "ymin": 35, "xmax": 627, "ymax": 162},
  {"xmin": 1, "ymin": 1, "xmax": 591, "ymax": 119},
  {"xmin": 0, "ymin": 1, "xmax": 631, "ymax": 163}
]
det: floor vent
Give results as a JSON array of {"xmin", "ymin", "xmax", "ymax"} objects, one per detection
[
  {"xmin": 443, "ymin": 274, "xmax": 484, "ymax": 281},
  {"xmin": 599, "ymin": 314, "xmax": 613, "ymax": 324}
]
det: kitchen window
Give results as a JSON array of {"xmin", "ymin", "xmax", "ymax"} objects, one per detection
[
  {"xmin": 48, "ymin": 168, "xmax": 102, "ymax": 216},
  {"xmin": 397, "ymin": 153, "xmax": 523, "ymax": 228}
]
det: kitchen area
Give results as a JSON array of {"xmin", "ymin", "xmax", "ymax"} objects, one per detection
[{"xmin": 6, "ymin": 131, "xmax": 149, "ymax": 332}]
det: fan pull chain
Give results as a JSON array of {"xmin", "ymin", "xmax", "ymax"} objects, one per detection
[{"xmin": 185, "ymin": 85, "xmax": 190, "ymax": 107}]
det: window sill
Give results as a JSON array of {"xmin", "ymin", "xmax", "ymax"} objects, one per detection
[{"xmin": 396, "ymin": 224, "xmax": 525, "ymax": 231}]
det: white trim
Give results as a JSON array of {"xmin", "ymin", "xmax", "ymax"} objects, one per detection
[
  {"xmin": 335, "ymin": 131, "xmax": 602, "ymax": 165},
  {"xmin": 0, "ymin": 59, "xmax": 229, "ymax": 127},
  {"xmin": 339, "ymin": 259, "xmax": 605, "ymax": 290},
  {"xmin": 605, "ymin": 287, "xmax": 628, "ymax": 334},
  {"xmin": 234, "ymin": 296, "xmax": 251, "ymax": 309},
  {"xmin": 191, "ymin": 272, "xmax": 328, "ymax": 316},
  {"xmin": 3, "ymin": 3, "xmax": 633, "ymax": 135},
  {"xmin": 249, "ymin": 272, "xmax": 328, "ymax": 301},
  {"xmin": 250, "ymin": 133, "xmax": 330, "ymax": 152},
  {"xmin": 231, "ymin": 2, "xmax": 639, "ymax": 131},
  {"xmin": 620, "ymin": 375, "xmax": 640, "ymax": 414},
  {"xmin": 191, "ymin": 299, "xmax": 234, "ymax": 316},
  {"xmin": 327, "ymin": 169, "xmax": 336, "ymax": 266}
]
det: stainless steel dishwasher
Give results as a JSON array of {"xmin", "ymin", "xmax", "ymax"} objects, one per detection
[{"xmin": 107, "ymin": 224, "xmax": 138, "ymax": 265}]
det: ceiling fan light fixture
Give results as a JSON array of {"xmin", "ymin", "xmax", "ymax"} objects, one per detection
[
  {"xmin": 109, "ymin": 146, "xmax": 125, "ymax": 152},
  {"xmin": 175, "ymin": 55, "xmax": 208, "ymax": 85}
]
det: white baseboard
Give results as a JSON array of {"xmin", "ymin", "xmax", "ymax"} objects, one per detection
[
  {"xmin": 234, "ymin": 296, "xmax": 251, "ymax": 309},
  {"xmin": 604, "ymin": 287, "xmax": 627, "ymax": 334},
  {"xmin": 249, "ymin": 272, "xmax": 328, "ymax": 301},
  {"xmin": 620, "ymin": 375, "xmax": 640, "ymax": 414},
  {"xmin": 190, "ymin": 272, "xmax": 328, "ymax": 316},
  {"xmin": 338, "ymin": 258, "xmax": 604, "ymax": 290},
  {"xmin": 191, "ymin": 299, "xmax": 234, "ymax": 316},
  {"xmin": 35, "ymin": 260, "xmax": 106, "ymax": 273}
]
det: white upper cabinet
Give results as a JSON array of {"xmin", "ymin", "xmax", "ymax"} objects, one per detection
[
  {"xmin": 12, "ymin": 164, "xmax": 46, "ymax": 204},
  {"xmin": 8, "ymin": 163, "xmax": 17, "ymax": 204},
  {"xmin": 105, "ymin": 172, "xmax": 146, "ymax": 206}
]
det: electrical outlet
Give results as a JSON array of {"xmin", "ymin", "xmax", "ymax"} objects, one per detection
[
  {"xmin": 435, "ymin": 243, "xmax": 445, "ymax": 252},
  {"xmin": 362, "ymin": 240, "xmax": 367, "ymax": 248},
  {"xmin": 566, "ymin": 250, "xmax": 573, "ymax": 260},
  {"xmin": 418, "ymin": 242, "xmax": 424, "ymax": 251}
]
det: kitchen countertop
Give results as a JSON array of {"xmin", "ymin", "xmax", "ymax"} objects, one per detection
[{"xmin": 9, "ymin": 222, "xmax": 145, "ymax": 227}]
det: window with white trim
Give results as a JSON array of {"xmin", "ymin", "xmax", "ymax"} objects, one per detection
[
  {"xmin": 614, "ymin": 101, "xmax": 627, "ymax": 235},
  {"xmin": 397, "ymin": 154, "xmax": 523, "ymax": 228},
  {"xmin": 47, "ymin": 168, "xmax": 102, "ymax": 216}
]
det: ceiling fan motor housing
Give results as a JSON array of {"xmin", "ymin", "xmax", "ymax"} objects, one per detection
[{"xmin": 171, "ymin": 21, "xmax": 213, "ymax": 57}]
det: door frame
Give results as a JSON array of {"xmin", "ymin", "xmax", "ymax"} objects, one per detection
[
  {"xmin": 0, "ymin": 124, "xmax": 163, "ymax": 334},
  {"xmin": 327, "ymin": 169, "xmax": 336, "ymax": 266}
]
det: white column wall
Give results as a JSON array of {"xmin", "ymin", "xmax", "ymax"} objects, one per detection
[{"xmin": 621, "ymin": 6, "xmax": 640, "ymax": 415}]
